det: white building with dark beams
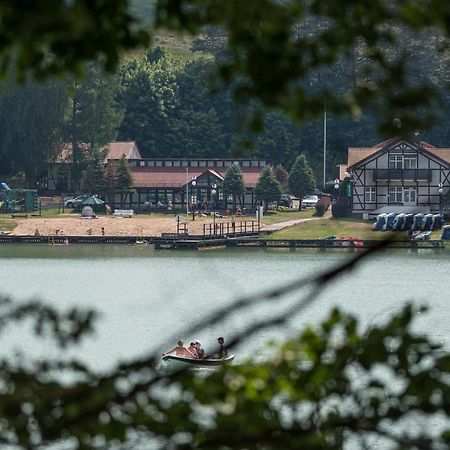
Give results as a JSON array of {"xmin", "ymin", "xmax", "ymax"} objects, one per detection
[{"xmin": 345, "ymin": 137, "xmax": 450, "ymax": 218}]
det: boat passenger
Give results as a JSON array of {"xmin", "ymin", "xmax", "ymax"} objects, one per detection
[
  {"xmin": 163, "ymin": 339, "xmax": 196, "ymax": 358},
  {"xmin": 188, "ymin": 342, "xmax": 199, "ymax": 358},
  {"xmin": 195, "ymin": 340, "xmax": 205, "ymax": 359},
  {"xmin": 217, "ymin": 337, "xmax": 228, "ymax": 359}
]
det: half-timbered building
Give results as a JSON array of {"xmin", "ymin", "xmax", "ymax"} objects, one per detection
[
  {"xmin": 48, "ymin": 141, "xmax": 268, "ymax": 210},
  {"xmin": 345, "ymin": 137, "xmax": 450, "ymax": 218}
]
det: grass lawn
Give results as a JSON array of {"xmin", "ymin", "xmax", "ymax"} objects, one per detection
[
  {"xmin": 260, "ymin": 208, "xmax": 316, "ymax": 225},
  {"xmin": 267, "ymin": 217, "xmax": 443, "ymax": 240}
]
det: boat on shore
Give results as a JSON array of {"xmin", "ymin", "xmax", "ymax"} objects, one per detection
[{"xmin": 162, "ymin": 354, "xmax": 234, "ymax": 367}]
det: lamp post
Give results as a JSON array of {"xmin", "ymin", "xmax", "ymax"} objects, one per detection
[
  {"xmin": 438, "ymin": 182, "xmax": 443, "ymax": 215},
  {"xmin": 211, "ymin": 185, "xmax": 217, "ymax": 234},
  {"xmin": 334, "ymin": 178, "xmax": 340, "ymax": 201},
  {"xmin": 191, "ymin": 179, "xmax": 196, "ymax": 220}
]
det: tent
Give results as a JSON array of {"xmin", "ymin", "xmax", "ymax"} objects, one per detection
[
  {"xmin": 81, "ymin": 206, "xmax": 95, "ymax": 218},
  {"xmin": 82, "ymin": 196, "xmax": 105, "ymax": 206}
]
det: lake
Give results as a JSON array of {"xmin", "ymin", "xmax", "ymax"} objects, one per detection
[{"xmin": 0, "ymin": 244, "xmax": 449, "ymax": 371}]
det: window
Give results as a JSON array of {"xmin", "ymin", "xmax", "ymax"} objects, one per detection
[
  {"xmin": 389, "ymin": 154, "xmax": 403, "ymax": 169},
  {"xmin": 156, "ymin": 161, "xmax": 162, "ymax": 167},
  {"xmin": 403, "ymin": 156, "xmax": 417, "ymax": 169},
  {"xmin": 207, "ymin": 161, "xmax": 215, "ymax": 167},
  {"xmin": 173, "ymin": 161, "xmax": 181, "ymax": 167},
  {"xmin": 148, "ymin": 161, "xmax": 155, "ymax": 167},
  {"xmin": 199, "ymin": 161, "xmax": 207, "ymax": 167},
  {"xmin": 139, "ymin": 161, "xmax": 145, "ymax": 167},
  {"xmin": 190, "ymin": 161, "xmax": 198, "ymax": 167},
  {"xmin": 251, "ymin": 160, "xmax": 259, "ymax": 167},
  {"xmin": 365, "ymin": 187, "xmax": 376, "ymax": 203},
  {"xmin": 242, "ymin": 161, "xmax": 250, "ymax": 167},
  {"xmin": 389, "ymin": 186, "xmax": 403, "ymax": 203},
  {"xmin": 216, "ymin": 161, "xmax": 224, "ymax": 167}
]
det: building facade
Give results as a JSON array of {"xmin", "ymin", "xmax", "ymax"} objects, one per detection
[
  {"xmin": 345, "ymin": 138, "xmax": 450, "ymax": 218},
  {"xmin": 48, "ymin": 141, "xmax": 268, "ymax": 210}
]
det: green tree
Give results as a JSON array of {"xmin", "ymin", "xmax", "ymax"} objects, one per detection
[
  {"xmin": 81, "ymin": 150, "xmax": 106, "ymax": 195},
  {"xmin": 117, "ymin": 51, "xmax": 181, "ymax": 157},
  {"xmin": 64, "ymin": 63, "xmax": 122, "ymax": 190},
  {"xmin": 104, "ymin": 162, "xmax": 117, "ymax": 203},
  {"xmin": 273, "ymin": 164, "xmax": 289, "ymax": 193},
  {"xmin": 0, "ymin": 75, "xmax": 67, "ymax": 186},
  {"xmin": 288, "ymin": 154, "xmax": 316, "ymax": 210},
  {"xmin": 115, "ymin": 154, "xmax": 135, "ymax": 207},
  {"xmin": 254, "ymin": 166, "xmax": 282, "ymax": 212},
  {"xmin": 222, "ymin": 162, "xmax": 245, "ymax": 210}
]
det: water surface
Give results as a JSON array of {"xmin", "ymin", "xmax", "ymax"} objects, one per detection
[{"xmin": 0, "ymin": 245, "xmax": 448, "ymax": 370}]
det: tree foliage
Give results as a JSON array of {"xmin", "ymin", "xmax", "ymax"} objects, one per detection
[
  {"xmin": 254, "ymin": 166, "xmax": 282, "ymax": 211},
  {"xmin": 288, "ymin": 154, "xmax": 316, "ymax": 208},
  {"xmin": 0, "ymin": 75, "xmax": 67, "ymax": 185},
  {"xmin": 222, "ymin": 162, "xmax": 245, "ymax": 209},
  {"xmin": 81, "ymin": 150, "xmax": 106, "ymax": 194}
]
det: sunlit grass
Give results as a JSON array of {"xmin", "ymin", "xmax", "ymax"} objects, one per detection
[{"xmin": 266, "ymin": 217, "xmax": 441, "ymax": 240}]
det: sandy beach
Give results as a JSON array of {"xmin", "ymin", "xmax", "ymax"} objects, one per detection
[{"xmin": 11, "ymin": 215, "xmax": 211, "ymax": 237}]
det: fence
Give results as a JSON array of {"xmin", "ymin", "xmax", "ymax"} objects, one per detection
[{"xmin": 202, "ymin": 220, "xmax": 259, "ymax": 238}]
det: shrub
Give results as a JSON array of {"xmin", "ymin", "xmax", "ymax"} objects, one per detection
[
  {"xmin": 315, "ymin": 196, "xmax": 331, "ymax": 216},
  {"xmin": 331, "ymin": 198, "xmax": 351, "ymax": 218}
]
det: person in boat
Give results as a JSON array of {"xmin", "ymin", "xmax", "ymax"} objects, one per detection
[
  {"xmin": 217, "ymin": 337, "xmax": 228, "ymax": 359},
  {"xmin": 163, "ymin": 339, "xmax": 196, "ymax": 358},
  {"xmin": 188, "ymin": 342, "xmax": 199, "ymax": 358},
  {"xmin": 194, "ymin": 340, "xmax": 205, "ymax": 359}
]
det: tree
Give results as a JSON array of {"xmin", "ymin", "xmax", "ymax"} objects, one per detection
[
  {"xmin": 104, "ymin": 162, "xmax": 117, "ymax": 203},
  {"xmin": 0, "ymin": 75, "xmax": 67, "ymax": 186},
  {"xmin": 273, "ymin": 164, "xmax": 289, "ymax": 193},
  {"xmin": 117, "ymin": 52, "xmax": 181, "ymax": 157},
  {"xmin": 115, "ymin": 154, "xmax": 135, "ymax": 207},
  {"xmin": 288, "ymin": 154, "xmax": 316, "ymax": 210},
  {"xmin": 222, "ymin": 162, "xmax": 245, "ymax": 210},
  {"xmin": 81, "ymin": 150, "xmax": 106, "ymax": 195},
  {"xmin": 64, "ymin": 63, "xmax": 122, "ymax": 190},
  {"xmin": 254, "ymin": 166, "xmax": 282, "ymax": 212}
]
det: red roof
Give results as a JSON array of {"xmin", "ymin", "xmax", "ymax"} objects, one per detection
[{"xmin": 132, "ymin": 167, "xmax": 263, "ymax": 189}]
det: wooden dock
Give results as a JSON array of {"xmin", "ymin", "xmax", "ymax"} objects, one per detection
[{"xmin": 0, "ymin": 234, "xmax": 445, "ymax": 250}]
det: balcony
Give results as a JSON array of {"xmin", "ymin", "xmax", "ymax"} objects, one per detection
[{"xmin": 373, "ymin": 169, "xmax": 432, "ymax": 181}]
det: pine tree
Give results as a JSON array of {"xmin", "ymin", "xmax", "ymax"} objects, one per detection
[
  {"xmin": 273, "ymin": 164, "xmax": 289, "ymax": 193},
  {"xmin": 104, "ymin": 162, "xmax": 117, "ymax": 203},
  {"xmin": 222, "ymin": 162, "xmax": 245, "ymax": 210},
  {"xmin": 288, "ymin": 154, "xmax": 316, "ymax": 210},
  {"xmin": 115, "ymin": 155, "xmax": 135, "ymax": 207},
  {"xmin": 81, "ymin": 150, "xmax": 105, "ymax": 195},
  {"xmin": 254, "ymin": 167, "xmax": 282, "ymax": 212}
]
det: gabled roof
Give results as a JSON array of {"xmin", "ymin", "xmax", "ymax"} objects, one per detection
[
  {"xmin": 107, "ymin": 142, "xmax": 141, "ymax": 160},
  {"xmin": 347, "ymin": 138, "xmax": 450, "ymax": 169},
  {"xmin": 132, "ymin": 167, "xmax": 262, "ymax": 189},
  {"xmin": 51, "ymin": 141, "xmax": 140, "ymax": 163}
]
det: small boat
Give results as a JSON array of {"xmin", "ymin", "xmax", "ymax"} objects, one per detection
[{"xmin": 162, "ymin": 354, "xmax": 235, "ymax": 367}]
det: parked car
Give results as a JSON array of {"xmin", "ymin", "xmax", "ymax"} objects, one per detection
[
  {"xmin": 278, "ymin": 195, "xmax": 294, "ymax": 208},
  {"xmin": 301, "ymin": 194, "xmax": 319, "ymax": 209},
  {"xmin": 313, "ymin": 189, "xmax": 333, "ymax": 201},
  {"xmin": 64, "ymin": 194, "xmax": 90, "ymax": 209}
]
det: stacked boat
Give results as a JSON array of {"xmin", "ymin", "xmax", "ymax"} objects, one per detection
[{"xmin": 373, "ymin": 213, "xmax": 444, "ymax": 232}]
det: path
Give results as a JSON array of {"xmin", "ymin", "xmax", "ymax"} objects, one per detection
[{"xmin": 261, "ymin": 210, "xmax": 331, "ymax": 232}]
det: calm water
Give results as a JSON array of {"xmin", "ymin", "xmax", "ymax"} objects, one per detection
[{"xmin": 0, "ymin": 244, "xmax": 449, "ymax": 371}]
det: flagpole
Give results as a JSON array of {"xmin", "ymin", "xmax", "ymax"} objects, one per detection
[{"xmin": 323, "ymin": 103, "xmax": 327, "ymax": 188}]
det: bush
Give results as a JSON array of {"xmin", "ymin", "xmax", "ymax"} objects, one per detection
[
  {"xmin": 315, "ymin": 197, "xmax": 331, "ymax": 216},
  {"xmin": 331, "ymin": 198, "xmax": 351, "ymax": 218}
]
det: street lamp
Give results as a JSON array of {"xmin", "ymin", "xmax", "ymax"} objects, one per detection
[
  {"xmin": 438, "ymin": 182, "xmax": 443, "ymax": 215},
  {"xmin": 211, "ymin": 184, "xmax": 217, "ymax": 234},
  {"xmin": 334, "ymin": 178, "xmax": 340, "ymax": 200},
  {"xmin": 191, "ymin": 179, "xmax": 197, "ymax": 220}
]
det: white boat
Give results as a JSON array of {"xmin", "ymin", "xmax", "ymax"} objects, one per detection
[{"xmin": 162, "ymin": 354, "xmax": 234, "ymax": 367}]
